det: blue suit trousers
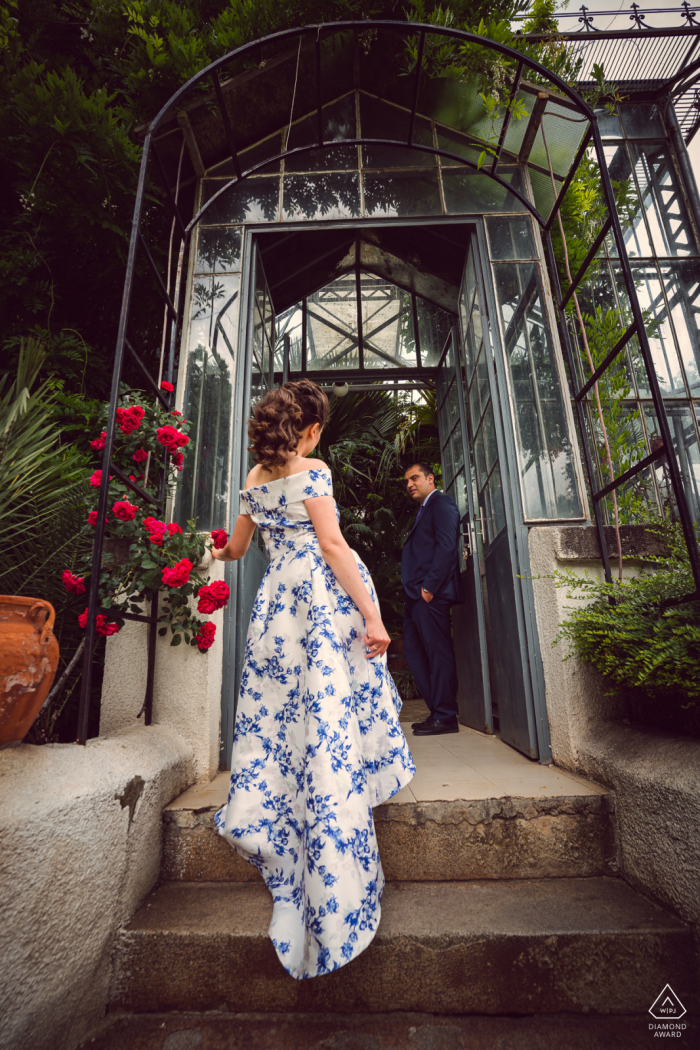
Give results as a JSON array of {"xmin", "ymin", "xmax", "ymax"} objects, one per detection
[{"xmin": 403, "ymin": 595, "xmax": 459, "ymax": 721}]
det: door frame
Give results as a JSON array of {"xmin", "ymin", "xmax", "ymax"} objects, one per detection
[
  {"xmin": 474, "ymin": 221, "xmax": 552, "ymax": 763},
  {"xmin": 218, "ymin": 216, "xmax": 555, "ymax": 767}
]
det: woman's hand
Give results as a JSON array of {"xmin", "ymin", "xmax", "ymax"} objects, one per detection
[{"xmin": 364, "ymin": 612, "xmax": 391, "ymax": 659}]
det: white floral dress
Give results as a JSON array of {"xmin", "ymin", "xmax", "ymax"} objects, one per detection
[{"xmin": 214, "ymin": 466, "xmax": 415, "ymax": 980}]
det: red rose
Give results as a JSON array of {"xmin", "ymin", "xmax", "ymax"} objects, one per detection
[
  {"xmin": 144, "ymin": 517, "xmax": 168, "ymax": 546},
  {"xmin": 162, "ymin": 558, "xmax": 192, "ymax": 588},
  {"xmin": 211, "ymin": 529, "xmax": 228, "ymax": 549},
  {"xmin": 89, "ymin": 470, "xmax": 112, "ymax": 488},
  {"xmin": 194, "ymin": 621, "xmax": 216, "ymax": 652},
  {"xmin": 171, "ymin": 410, "xmax": 182, "ymax": 416},
  {"xmin": 116, "ymin": 405, "xmax": 145, "ymax": 434},
  {"xmin": 90, "ymin": 432, "xmax": 106, "ymax": 451},
  {"xmin": 196, "ymin": 580, "xmax": 230, "ymax": 614},
  {"xmin": 62, "ymin": 570, "xmax": 86, "ymax": 595},
  {"xmin": 87, "ymin": 511, "xmax": 108, "ymax": 527},
  {"xmin": 156, "ymin": 425, "xmax": 181, "ymax": 451},
  {"xmin": 167, "ymin": 522, "xmax": 182, "ymax": 536},
  {"xmin": 113, "ymin": 500, "xmax": 138, "ymax": 522},
  {"xmin": 171, "ymin": 450, "xmax": 184, "ymax": 471},
  {"xmin": 78, "ymin": 608, "xmax": 120, "ymax": 636},
  {"xmin": 133, "ymin": 449, "xmax": 148, "ymax": 464},
  {"xmin": 161, "ymin": 380, "xmax": 174, "ymax": 392},
  {"xmin": 175, "ymin": 432, "xmax": 189, "ymax": 448}
]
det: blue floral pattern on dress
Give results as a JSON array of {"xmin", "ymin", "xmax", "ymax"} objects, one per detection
[{"xmin": 214, "ymin": 466, "xmax": 415, "ymax": 980}]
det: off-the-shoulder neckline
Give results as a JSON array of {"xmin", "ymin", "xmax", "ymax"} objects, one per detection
[{"xmin": 241, "ymin": 465, "xmax": 331, "ymax": 494}]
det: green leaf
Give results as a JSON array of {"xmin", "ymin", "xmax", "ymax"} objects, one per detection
[{"xmin": 170, "ymin": 634, "xmax": 182, "ymax": 646}]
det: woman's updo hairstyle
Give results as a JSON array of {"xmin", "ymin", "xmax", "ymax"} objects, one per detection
[{"xmin": 248, "ymin": 379, "xmax": 329, "ymax": 470}]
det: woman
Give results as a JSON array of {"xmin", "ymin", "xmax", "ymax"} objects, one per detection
[{"xmin": 211, "ymin": 379, "xmax": 415, "ymax": 980}]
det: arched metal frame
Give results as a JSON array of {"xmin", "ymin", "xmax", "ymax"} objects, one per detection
[{"xmin": 77, "ymin": 19, "xmax": 700, "ymax": 743}]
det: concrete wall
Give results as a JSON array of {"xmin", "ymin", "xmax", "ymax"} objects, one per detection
[
  {"xmin": 529, "ymin": 524, "xmax": 700, "ymax": 951},
  {"xmin": 0, "ymin": 724, "xmax": 194, "ymax": 1050},
  {"xmin": 100, "ymin": 548, "xmax": 226, "ymax": 781}
]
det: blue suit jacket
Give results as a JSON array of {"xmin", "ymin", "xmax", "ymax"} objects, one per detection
[{"xmin": 401, "ymin": 491, "xmax": 464, "ymax": 604}]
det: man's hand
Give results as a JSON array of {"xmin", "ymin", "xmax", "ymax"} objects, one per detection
[{"xmin": 421, "ymin": 588, "xmax": 433, "ymax": 603}]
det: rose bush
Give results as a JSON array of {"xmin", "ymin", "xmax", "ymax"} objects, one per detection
[{"xmin": 67, "ymin": 391, "xmax": 227, "ymax": 650}]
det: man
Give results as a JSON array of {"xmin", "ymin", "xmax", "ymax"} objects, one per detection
[{"xmin": 401, "ymin": 463, "xmax": 464, "ymax": 736}]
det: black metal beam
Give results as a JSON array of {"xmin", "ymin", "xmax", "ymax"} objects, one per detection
[
  {"xmin": 316, "ymin": 30, "xmax": 324, "ymax": 147},
  {"xmin": 407, "ymin": 30, "xmax": 426, "ymax": 147},
  {"xmin": 211, "ymin": 71, "xmax": 243, "ymax": 180},
  {"xmin": 492, "ymin": 60, "xmax": 524, "ymax": 176},
  {"xmin": 545, "ymin": 126, "xmax": 594, "ymax": 231},
  {"xmin": 124, "ymin": 337, "xmax": 171, "ymax": 409},
  {"xmin": 518, "ymin": 91, "xmax": 549, "ymax": 165},
  {"xmin": 575, "ymin": 321, "xmax": 637, "ymax": 401},
  {"xmin": 109, "ymin": 461, "xmax": 161, "ymax": 507},
  {"xmin": 560, "ymin": 215, "xmax": 614, "ymax": 309},
  {"xmin": 150, "ymin": 138, "xmax": 187, "ymax": 238},
  {"xmin": 138, "ymin": 231, "xmax": 177, "ymax": 320},
  {"xmin": 593, "ymin": 446, "xmax": 666, "ymax": 501}
]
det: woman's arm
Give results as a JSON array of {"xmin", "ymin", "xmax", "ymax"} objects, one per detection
[
  {"xmin": 211, "ymin": 514, "xmax": 257, "ymax": 562},
  {"xmin": 305, "ymin": 495, "xmax": 390, "ymax": 658}
]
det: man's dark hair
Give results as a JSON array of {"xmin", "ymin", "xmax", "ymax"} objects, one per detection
[{"xmin": 404, "ymin": 462, "xmax": 436, "ymax": 481}]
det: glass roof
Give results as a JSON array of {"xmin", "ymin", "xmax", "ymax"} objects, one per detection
[{"xmin": 149, "ymin": 22, "xmax": 596, "ymax": 232}]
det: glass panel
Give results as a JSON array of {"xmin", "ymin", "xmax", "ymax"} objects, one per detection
[
  {"xmin": 449, "ymin": 467, "xmax": 469, "ymax": 519},
  {"xmin": 209, "ymin": 132, "xmax": 283, "ymax": 177},
  {"xmin": 620, "ymin": 103, "xmax": 665, "ymax": 139},
  {"xmin": 494, "ymin": 261, "xmax": 584, "ymax": 519},
  {"xmin": 178, "ymin": 274, "xmax": 239, "ymax": 532},
  {"xmin": 528, "ymin": 168, "xmax": 557, "ymax": 223},
  {"xmin": 469, "ymin": 372, "xmax": 481, "ymax": 432},
  {"xmin": 443, "ymin": 167, "xmax": 525, "ymax": 214},
  {"xmin": 629, "ymin": 143, "xmax": 697, "ymax": 258},
  {"xmin": 644, "ymin": 402, "xmax": 700, "ymax": 522},
  {"xmin": 595, "ymin": 107, "xmax": 622, "ymax": 140},
  {"xmin": 487, "ymin": 216, "xmax": 535, "ymax": 260},
  {"xmin": 489, "ymin": 463, "xmax": 506, "ymax": 538},
  {"xmin": 199, "ymin": 177, "xmax": 280, "ymax": 225},
  {"xmin": 529, "ymin": 101, "xmax": 589, "ymax": 180},
  {"xmin": 285, "ymin": 96, "xmax": 358, "ymax": 171},
  {"xmin": 630, "ymin": 264, "xmax": 687, "ymax": 397},
  {"xmin": 194, "ymin": 226, "xmax": 242, "ymax": 274},
  {"xmin": 306, "ymin": 274, "xmax": 359, "ymax": 371},
  {"xmin": 282, "ymin": 172, "xmax": 361, "ymax": 220},
  {"xmin": 417, "ymin": 297, "xmax": 452, "ymax": 366},
  {"xmin": 482, "ymin": 402, "xmax": 498, "ymax": 473},
  {"xmin": 360, "ymin": 274, "xmax": 417, "ymax": 369},
  {"xmin": 360, "ymin": 95, "xmax": 434, "ymax": 167},
  {"xmin": 603, "ymin": 143, "xmax": 653, "ymax": 258},
  {"xmin": 474, "ymin": 425, "xmax": 487, "ymax": 489},
  {"xmin": 275, "ymin": 304, "xmax": 304, "ymax": 373},
  {"xmin": 662, "ymin": 262, "xmax": 700, "ymax": 397},
  {"xmin": 364, "ymin": 169, "xmax": 442, "ymax": 217}
]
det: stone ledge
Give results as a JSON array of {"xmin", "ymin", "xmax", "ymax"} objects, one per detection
[{"xmin": 555, "ymin": 524, "xmax": 668, "ymax": 562}]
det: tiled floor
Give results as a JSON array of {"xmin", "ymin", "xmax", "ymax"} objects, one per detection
[{"xmin": 170, "ymin": 700, "xmax": 607, "ymax": 813}]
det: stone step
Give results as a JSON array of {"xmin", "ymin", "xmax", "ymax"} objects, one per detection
[
  {"xmin": 162, "ymin": 786, "xmax": 618, "ymax": 883},
  {"xmin": 84, "ymin": 1009, "xmax": 700, "ymax": 1049},
  {"xmin": 111, "ymin": 878, "xmax": 699, "ymax": 1016}
]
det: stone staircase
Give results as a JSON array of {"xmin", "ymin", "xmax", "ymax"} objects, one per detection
[{"xmin": 109, "ymin": 741, "xmax": 699, "ymax": 1022}]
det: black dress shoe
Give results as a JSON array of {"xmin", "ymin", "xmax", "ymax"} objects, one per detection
[
  {"xmin": 411, "ymin": 717, "xmax": 433, "ymax": 730},
  {"xmin": 412, "ymin": 717, "xmax": 459, "ymax": 736}
]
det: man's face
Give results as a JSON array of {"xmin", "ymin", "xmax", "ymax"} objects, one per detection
[{"xmin": 405, "ymin": 465, "xmax": 435, "ymax": 503}]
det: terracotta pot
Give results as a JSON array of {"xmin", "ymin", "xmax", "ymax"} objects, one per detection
[{"xmin": 0, "ymin": 597, "xmax": 60, "ymax": 749}]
